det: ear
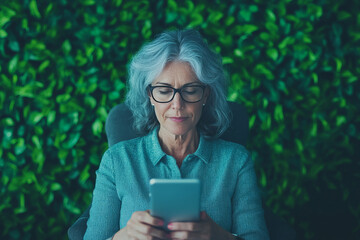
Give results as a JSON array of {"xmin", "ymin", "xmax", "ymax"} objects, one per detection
[
  {"xmin": 202, "ymin": 87, "xmax": 210, "ymax": 105},
  {"xmin": 149, "ymin": 98, "xmax": 155, "ymax": 106},
  {"xmin": 147, "ymin": 87, "xmax": 154, "ymax": 105}
]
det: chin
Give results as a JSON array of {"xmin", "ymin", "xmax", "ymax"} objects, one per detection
[
  {"xmin": 170, "ymin": 129, "xmax": 190, "ymax": 136},
  {"xmin": 164, "ymin": 124, "xmax": 195, "ymax": 137}
]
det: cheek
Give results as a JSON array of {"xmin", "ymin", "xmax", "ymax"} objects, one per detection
[
  {"xmin": 154, "ymin": 105, "xmax": 168, "ymax": 119},
  {"xmin": 192, "ymin": 106, "xmax": 204, "ymax": 120}
]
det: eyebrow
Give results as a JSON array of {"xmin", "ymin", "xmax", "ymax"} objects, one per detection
[
  {"xmin": 153, "ymin": 82, "xmax": 172, "ymax": 86},
  {"xmin": 153, "ymin": 81, "xmax": 202, "ymax": 87}
]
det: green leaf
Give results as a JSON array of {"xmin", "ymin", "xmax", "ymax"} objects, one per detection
[
  {"xmin": 15, "ymin": 138, "xmax": 26, "ymax": 155},
  {"xmin": 336, "ymin": 116, "xmax": 346, "ymax": 126},
  {"xmin": 260, "ymin": 169, "xmax": 267, "ymax": 187},
  {"xmin": 62, "ymin": 39, "xmax": 72, "ymax": 54},
  {"xmin": 249, "ymin": 115, "xmax": 256, "ymax": 129},
  {"xmin": 278, "ymin": 37, "xmax": 295, "ymax": 49},
  {"xmin": 266, "ymin": 48, "xmax": 278, "ymax": 61},
  {"xmin": 9, "ymin": 40, "xmax": 20, "ymax": 52},
  {"xmin": 208, "ymin": 11, "xmax": 223, "ymax": 23},
  {"xmin": 63, "ymin": 133, "xmax": 81, "ymax": 149},
  {"xmin": 265, "ymin": 22, "xmax": 278, "ymax": 33},
  {"xmin": 3, "ymin": 117, "xmax": 15, "ymax": 126},
  {"xmin": 222, "ymin": 57, "xmax": 234, "ymax": 64},
  {"xmin": 63, "ymin": 197, "xmax": 81, "ymax": 214},
  {"xmin": 81, "ymin": 0, "xmax": 96, "ymax": 5},
  {"xmin": 113, "ymin": 0, "xmax": 123, "ymax": 7},
  {"xmin": 79, "ymin": 165, "xmax": 90, "ymax": 183},
  {"xmin": 225, "ymin": 16, "xmax": 235, "ymax": 26},
  {"xmin": 32, "ymin": 148, "xmax": 45, "ymax": 169},
  {"xmin": 234, "ymin": 49, "xmax": 243, "ymax": 57},
  {"xmin": 96, "ymin": 106, "xmax": 107, "ymax": 121},
  {"xmin": 254, "ymin": 64, "xmax": 274, "ymax": 80},
  {"xmin": 0, "ymin": 6, "xmax": 17, "ymax": 28},
  {"xmin": 310, "ymin": 122, "xmax": 317, "ymax": 136},
  {"xmin": 266, "ymin": 9, "xmax": 276, "ymax": 22},
  {"xmin": 32, "ymin": 135, "xmax": 41, "ymax": 149},
  {"xmin": 274, "ymin": 105, "xmax": 284, "ymax": 121},
  {"xmin": 0, "ymin": 29, "xmax": 8, "ymax": 38},
  {"xmin": 92, "ymin": 119, "xmax": 103, "ymax": 136},
  {"xmin": 39, "ymin": 60, "xmax": 50, "ymax": 72},
  {"xmin": 75, "ymin": 50, "xmax": 88, "ymax": 66},
  {"xmin": 56, "ymin": 94, "xmax": 71, "ymax": 103},
  {"xmin": 50, "ymin": 183, "xmax": 62, "ymax": 191},
  {"xmin": 274, "ymin": 144, "xmax": 283, "ymax": 153},
  {"xmin": 84, "ymin": 95, "xmax": 97, "ymax": 109},
  {"xmin": 234, "ymin": 24, "xmax": 258, "ymax": 34},
  {"xmin": 337, "ymin": 11, "xmax": 352, "ymax": 21},
  {"xmin": 334, "ymin": 58, "xmax": 342, "ymax": 72},
  {"xmin": 47, "ymin": 111, "xmax": 56, "ymax": 125},
  {"xmin": 8, "ymin": 55, "xmax": 18, "ymax": 73},
  {"xmin": 295, "ymin": 139, "xmax": 304, "ymax": 152},
  {"xmin": 29, "ymin": 112, "xmax": 43, "ymax": 124},
  {"xmin": 167, "ymin": 0, "xmax": 178, "ymax": 10},
  {"xmin": 29, "ymin": 0, "xmax": 42, "ymax": 18},
  {"xmin": 141, "ymin": 20, "xmax": 152, "ymax": 39},
  {"xmin": 307, "ymin": 4, "xmax": 322, "ymax": 19}
]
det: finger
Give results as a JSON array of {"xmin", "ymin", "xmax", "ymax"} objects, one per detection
[
  {"xmin": 126, "ymin": 227, "xmax": 144, "ymax": 240},
  {"xmin": 128, "ymin": 226, "xmax": 167, "ymax": 240},
  {"xmin": 167, "ymin": 222, "xmax": 203, "ymax": 232},
  {"xmin": 169, "ymin": 230, "xmax": 206, "ymax": 240},
  {"xmin": 128, "ymin": 218, "xmax": 168, "ymax": 239},
  {"xmin": 135, "ymin": 224, "xmax": 168, "ymax": 239},
  {"xmin": 128, "ymin": 228, "xmax": 164, "ymax": 240},
  {"xmin": 133, "ymin": 211, "xmax": 164, "ymax": 227}
]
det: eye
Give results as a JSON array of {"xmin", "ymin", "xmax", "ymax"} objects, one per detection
[
  {"xmin": 155, "ymin": 87, "xmax": 173, "ymax": 95},
  {"xmin": 183, "ymin": 87, "xmax": 200, "ymax": 94}
]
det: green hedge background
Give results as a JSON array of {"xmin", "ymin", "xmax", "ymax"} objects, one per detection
[{"xmin": 1, "ymin": 0, "xmax": 359, "ymax": 239}]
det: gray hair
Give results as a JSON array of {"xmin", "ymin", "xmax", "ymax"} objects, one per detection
[{"xmin": 125, "ymin": 29, "xmax": 231, "ymax": 138}]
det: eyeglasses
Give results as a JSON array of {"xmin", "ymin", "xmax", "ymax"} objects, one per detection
[{"xmin": 148, "ymin": 84, "xmax": 206, "ymax": 103}]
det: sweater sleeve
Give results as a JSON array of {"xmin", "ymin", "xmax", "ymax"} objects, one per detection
[
  {"xmin": 84, "ymin": 149, "xmax": 121, "ymax": 240},
  {"xmin": 231, "ymin": 151, "xmax": 270, "ymax": 240}
]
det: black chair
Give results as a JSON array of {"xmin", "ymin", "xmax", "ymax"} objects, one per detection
[{"xmin": 68, "ymin": 102, "xmax": 296, "ymax": 240}]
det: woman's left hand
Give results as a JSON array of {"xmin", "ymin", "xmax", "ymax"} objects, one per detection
[{"xmin": 167, "ymin": 211, "xmax": 234, "ymax": 240}]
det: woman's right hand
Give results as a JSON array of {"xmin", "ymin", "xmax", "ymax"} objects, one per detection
[{"xmin": 112, "ymin": 210, "xmax": 169, "ymax": 240}]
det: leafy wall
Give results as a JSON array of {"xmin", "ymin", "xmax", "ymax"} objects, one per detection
[{"xmin": 0, "ymin": 0, "xmax": 359, "ymax": 239}]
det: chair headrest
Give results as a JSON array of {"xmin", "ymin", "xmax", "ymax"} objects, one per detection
[{"xmin": 105, "ymin": 101, "xmax": 249, "ymax": 147}]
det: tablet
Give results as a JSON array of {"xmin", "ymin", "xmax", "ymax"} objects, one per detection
[{"xmin": 149, "ymin": 178, "xmax": 200, "ymax": 231}]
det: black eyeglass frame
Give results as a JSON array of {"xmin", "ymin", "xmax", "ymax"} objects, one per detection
[{"xmin": 148, "ymin": 84, "xmax": 207, "ymax": 103}]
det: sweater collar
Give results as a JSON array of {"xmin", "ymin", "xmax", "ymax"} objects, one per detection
[{"xmin": 146, "ymin": 127, "xmax": 211, "ymax": 166}]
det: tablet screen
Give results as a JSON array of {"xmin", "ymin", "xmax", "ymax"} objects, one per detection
[{"xmin": 149, "ymin": 179, "xmax": 200, "ymax": 230}]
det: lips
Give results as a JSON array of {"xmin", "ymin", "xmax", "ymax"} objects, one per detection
[{"xmin": 169, "ymin": 117, "xmax": 187, "ymax": 122}]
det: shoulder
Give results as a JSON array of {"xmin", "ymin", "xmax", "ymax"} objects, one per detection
[
  {"xmin": 210, "ymin": 138, "xmax": 253, "ymax": 169},
  {"xmin": 99, "ymin": 135, "xmax": 148, "ymax": 165},
  {"xmin": 98, "ymin": 135, "xmax": 151, "ymax": 173},
  {"xmin": 108, "ymin": 134, "xmax": 148, "ymax": 152},
  {"xmin": 199, "ymin": 138, "xmax": 254, "ymax": 177},
  {"xmin": 207, "ymin": 137, "xmax": 249, "ymax": 157}
]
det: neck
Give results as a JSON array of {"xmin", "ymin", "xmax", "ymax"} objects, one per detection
[{"xmin": 158, "ymin": 128, "xmax": 199, "ymax": 164}]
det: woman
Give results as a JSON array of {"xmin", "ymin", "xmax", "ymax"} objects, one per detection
[{"xmin": 84, "ymin": 29, "xmax": 269, "ymax": 240}]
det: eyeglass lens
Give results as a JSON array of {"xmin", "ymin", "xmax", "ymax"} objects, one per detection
[{"xmin": 152, "ymin": 86, "xmax": 204, "ymax": 103}]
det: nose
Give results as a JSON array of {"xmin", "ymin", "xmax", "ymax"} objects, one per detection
[{"xmin": 171, "ymin": 91, "xmax": 184, "ymax": 109}]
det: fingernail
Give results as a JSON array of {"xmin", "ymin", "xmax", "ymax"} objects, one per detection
[
  {"xmin": 158, "ymin": 220, "xmax": 164, "ymax": 225},
  {"xmin": 167, "ymin": 223, "xmax": 173, "ymax": 229}
]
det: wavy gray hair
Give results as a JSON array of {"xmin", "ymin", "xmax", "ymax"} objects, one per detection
[{"xmin": 125, "ymin": 29, "xmax": 231, "ymax": 138}]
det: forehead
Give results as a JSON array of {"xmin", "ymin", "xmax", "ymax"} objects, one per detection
[{"xmin": 153, "ymin": 61, "xmax": 200, "ymax": 85}]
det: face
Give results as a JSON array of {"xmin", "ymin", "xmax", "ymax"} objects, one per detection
[{"xmin": 149, "ymin": 61, "xmax": 209, "ymax": 137}]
